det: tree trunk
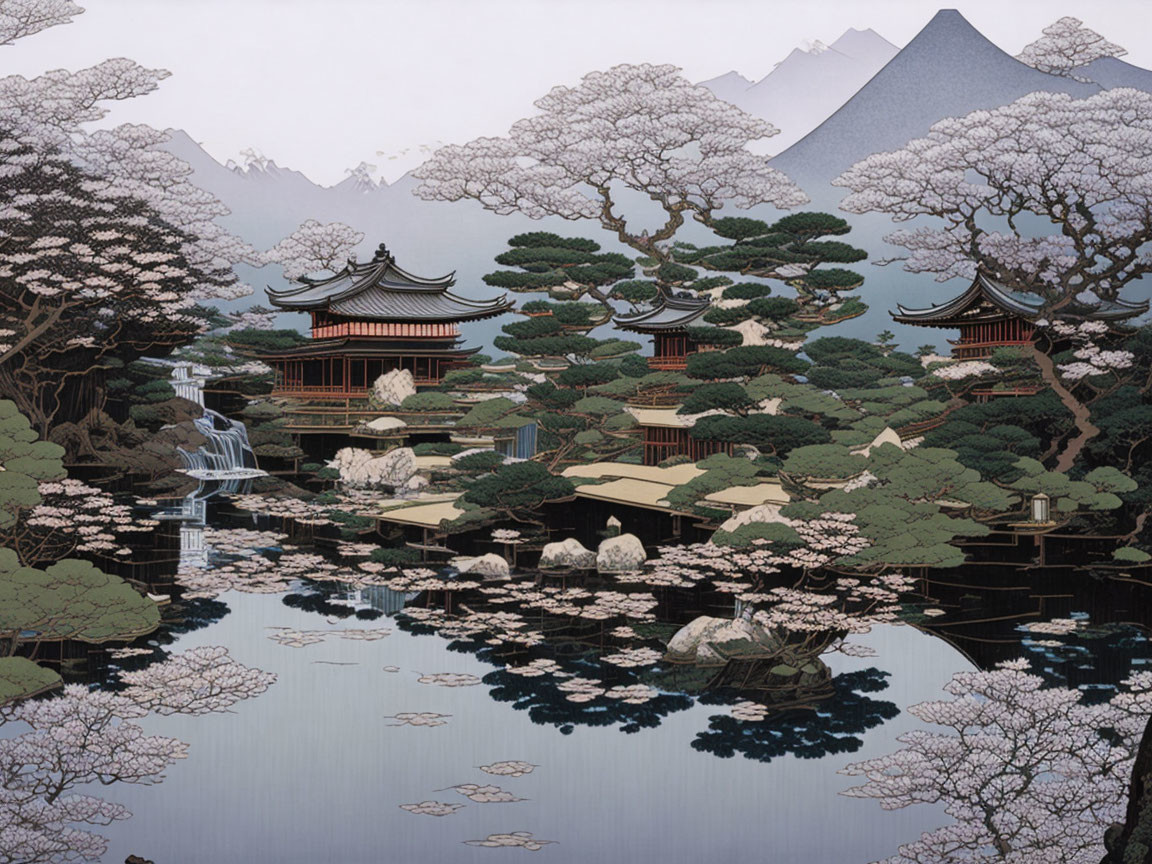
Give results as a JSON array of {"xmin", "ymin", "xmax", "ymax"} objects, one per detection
[
  {"xmin": 1102, "ymin": 713, "xmax": 1152, "ymax": 863},
  {"xmin": 1030, "ymin": 344, "xmax": 1099, "ymax": 472}
]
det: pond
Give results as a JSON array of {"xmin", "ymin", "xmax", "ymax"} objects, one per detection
[
  {"xmin": 96, "ymin": 596, "xmax": 966, "ymax": 864},
  {"xmin": 16, "ymin": 492, "xmax": 1148, "ymax": 864}
]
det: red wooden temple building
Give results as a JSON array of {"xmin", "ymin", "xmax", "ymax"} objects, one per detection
[
  {"xmin": 258, "ymin": 243, "xmax": 514, "ymax": 398},
  {"xmin": 891, "ymin": 273, "xmax": 1148, "ymax": 360},
  {"xmin": 614, "ymin": 294, "xmax": 713, "ymax": 370}
]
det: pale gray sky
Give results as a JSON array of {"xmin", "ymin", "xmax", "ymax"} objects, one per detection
[{"xmin": 8, "ymin": 0, "xmax": 1150, "ymax": 185}]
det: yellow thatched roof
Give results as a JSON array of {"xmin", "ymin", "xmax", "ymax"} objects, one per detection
[
  {"xmin": 573, "ymin": 478, "xmax": 677, "ymax": 510},
  {"xmin": 562, "ymin": 462, "xmax": 704, "ymax": 485},
  {"xmin": 375, "ymin": 494, "xmax": 465, "ymax": 528},
  {"xmin": 624, "ymin": 407, "xmax": 691, "ymax": 428},
  {"xmin": 703, "ymin": 482, "xmax": 790, "ymax": 508}
]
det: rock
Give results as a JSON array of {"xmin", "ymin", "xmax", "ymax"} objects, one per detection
[
  {"xmin": 665, "ymin": 615, "xmax": 782, "ymax": 666},
  {"xmin": 596, "ymin": 533, "xmax": 646, "ymax": 573},
  {"xmin": 372, "ymin": 369, "xmax": 417, "ymax": 407},
  {"xmin": 454, "ymin": 553, "xmax": 510, "ymax": 580},
  {"xmin": 403, "ymin": 474, "xmax": 428, "ymax": 493},
  {"xmin": 538, "ymin": 538, "xmax": 597, "ymax": 570},
  {"xmin": 329, "ymin": 446, "xmax": 417, "ymax": 489}
]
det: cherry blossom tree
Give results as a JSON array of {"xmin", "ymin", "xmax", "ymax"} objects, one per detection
[
  {"xmin": 262, "ymin": 219, "xmax": 365, "ymax": 280},
  {"xmin": 413, "ymin": 63, "xmax": 808, "ymax": 294},
  {"xmin": 0, "ymin": 686, "xmax": 185, "ymax": 864},
  {"xmin": 0, "ymin": 0, "xmax": 255, "ymax": 435},
  {"xmin": 1016, "ymin": 17, "xmax": 1126, "ymax": 79},
  {"xmin": 0, "ymin": 135, "xmax": 243, "ymax": 431},
  {"xmin": 0, "ymin": 0, "xmax": 80, "ymax": 44},
  {"xmin": 833, "ymin": 89, "xmax": 1152, "ymax": 473},
  {"xmin": 0, "ymin": 647, "xmax": 273, "ymax": 862},
  {"xmin": 841, "ymin": 658, "xmax": 1152, "ymax": 864},
  {"xmin": 834, "ymin": 88, "xmax": 1152, "ymax": 314}
]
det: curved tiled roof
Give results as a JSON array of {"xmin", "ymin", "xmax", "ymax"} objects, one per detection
[
  {"xmin": 613, "ymin": 294, "xmax": 712, "ymax": 333},
  {"xmin": 892, "ymin": 274, "xmax": 1149, "ymax": 325},
  {"xmin": 266, "ymin": 242, "xmax": 514, "ymax": 322}
]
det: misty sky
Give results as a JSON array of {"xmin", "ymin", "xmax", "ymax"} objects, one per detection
[{"xmin": 8, "ymin": 0, "xmax": 1150, "ymax": 185}]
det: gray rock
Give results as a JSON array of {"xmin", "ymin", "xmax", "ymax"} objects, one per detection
[
  {"xmin": 372, "ymin": 369, "xmax": 416, "ymax": 407},
  {"xmin": 539, "ymin": 537, "xmax": 597, "ymax": 570},
  {"xmin": 454, "ymin": 553, "xmax": 510, "ymax": 580},
  {"xmin": 665, "ymin": 615, "xmax": 783, "ymax": 666},
  {"xmin": 596, "ymin": 533, "xmax": 646, "ymax": 573}
]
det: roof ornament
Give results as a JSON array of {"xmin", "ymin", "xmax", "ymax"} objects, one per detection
[
  {"xmin": 376, "ymin": 242, "xmax": 390, "ymax": 261},
  {"xmin": 347, "ymin": 253, "xmax": 357, "ymax": 266}
]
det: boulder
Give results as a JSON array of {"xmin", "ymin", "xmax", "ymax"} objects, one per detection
[
  {"xmin": 329, "ymin": 446, "xmax": 417, "ymax": 489},
  {"xmin": 665, "ymin": 615, "xmax": 782, "ymax": 666},
  {"xmin": 403, "ymin": 474, "xmax": 429, "ymax": 493},
  {"xmin": 454, "ymin": 553, "xmax": 510, "ymax": 580},
  {"xmin": 372, "ymin": 369, "xmax": 417, "ymax": 407},
  {"xmin": 538, "ymin": 537, "xmax": 597, "ymax": 570},
  {"xmin": 596, "ymin": 533, "xmax": 646, "ymax": 573}
]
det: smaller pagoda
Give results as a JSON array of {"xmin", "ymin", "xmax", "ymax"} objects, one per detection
[
  {"xmin": 891, "ymin": 274, "xmax": 1148, "ymax": 359},
  {"xmin": 258, "ymin": 243, "xmax": 514, "ymax": 398},
  {"xmin": 614, "ymin": 294, "xmax": 713, "ymax": 370}
]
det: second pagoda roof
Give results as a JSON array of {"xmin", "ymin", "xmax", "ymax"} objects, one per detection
[
  {"xmin": 613, "ymin": 293, "xmax": 712, "ymax": 333},
  {"xmin": 266, "ymin": 242, "xmax": 515, "ymax": 323},
  {"xmin": 892, "ymin": 274, "xmax": 1149, "ymax": 326}
]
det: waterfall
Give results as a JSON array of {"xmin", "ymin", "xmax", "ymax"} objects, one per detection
[
  {"xmin": 169, "ymin": 362, "xmax": 265, "ymax": 481},
  {"xmin": 153, "ymin": 477, "xmax": 257, "ymax": 569}
]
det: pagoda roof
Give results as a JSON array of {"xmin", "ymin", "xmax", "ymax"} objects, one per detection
[
  {"xmin": 614, "ymin": 293, "xmax": 712, "ymax": 333},
  {"xmin": 245, "ymin": 338, "xmax": 480, "ymax": 359},
  {"xmin": 892, "ymin": 274, "xmax": 1149, "ymax": 326},
  {"xmin": 266, "ymin": 242, "xmax": 514, "ymax": 322}
]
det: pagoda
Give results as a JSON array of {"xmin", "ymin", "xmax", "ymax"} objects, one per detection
[
  {"xmin": 614, "ymin": 294, "xmax": 713, "ymax": 370},
  {"xmin": 891, "ymin": 274, "xmax": 1148, "ymax": 359},
  {"xmin": 259, "ymin": 243, "xmax": 514, "ymax": 398}
]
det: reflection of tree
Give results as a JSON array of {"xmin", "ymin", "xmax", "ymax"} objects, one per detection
[
  {"xmin": 282, "ymin": 584, "xmax": 384, "ymax": 621},
  {"xmin": 482, "ymin": 663, "xmax": 693, "ymax": 736},
  {"xmin": 690, "ymin": 669, "xmax": 898, "ymax": 762}
]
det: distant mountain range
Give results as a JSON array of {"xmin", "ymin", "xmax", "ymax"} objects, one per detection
[
  {"xmin": 169, "ymin": 8, "xmax": 1152, "ymax": 350},
  {"xmin": 700, "ymin": 28, "xmax": 899, "ymax": 154},
  {"xmin": 770, "ymin": 9, "xmax": 1099, "ymax": 198}
]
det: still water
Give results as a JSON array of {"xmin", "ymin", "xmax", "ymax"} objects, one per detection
[{"xmin": 92, "ymin": 587, "xmax": 969, "ymax": 864}]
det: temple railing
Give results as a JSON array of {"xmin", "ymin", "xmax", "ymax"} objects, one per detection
[{"xmin": 310, "ymin": 321, "xmax": 461, "ymax": 340}]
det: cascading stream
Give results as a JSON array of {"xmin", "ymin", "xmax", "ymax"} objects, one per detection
[{"xmin": 168, "ymin": 362, "xmax": 265, "ymax": 480}]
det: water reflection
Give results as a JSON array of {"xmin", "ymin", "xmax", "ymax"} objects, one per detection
[{"xmin": 691, "ymin": 668, "xmax": 899, "ymax": 762}]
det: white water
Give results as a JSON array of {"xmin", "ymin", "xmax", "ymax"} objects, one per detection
[{"xmin": 167, "ymin": 362, "xmax": 265, "ymax": 480}]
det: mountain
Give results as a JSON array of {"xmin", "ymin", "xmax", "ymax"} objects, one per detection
[
  {"xmin": 1077, "ymin": 55, "xmax": 1152, "ymax": 91},
  {"xmin": 699, "ymin": 70, "xmax": 755, "ymax": 106},
  {"xmin": 167, "ymin": 11, "xmax": 1152, "ymax": 353},
  {"xmin": 701, "ymin": 28, "xmax": 898, "ymax": 153},
  {"xmin": 770, "ymin": 9, "xmax": 1099, "ymax": 199},
  {"xmin": 162, "ymin": 129, "xmax": 606, "ymax": 351}
]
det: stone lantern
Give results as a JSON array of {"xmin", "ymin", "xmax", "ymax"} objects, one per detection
[{"xmin": 1030, "ymin": 493, "xmax": 1050, "ymax": 524}]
